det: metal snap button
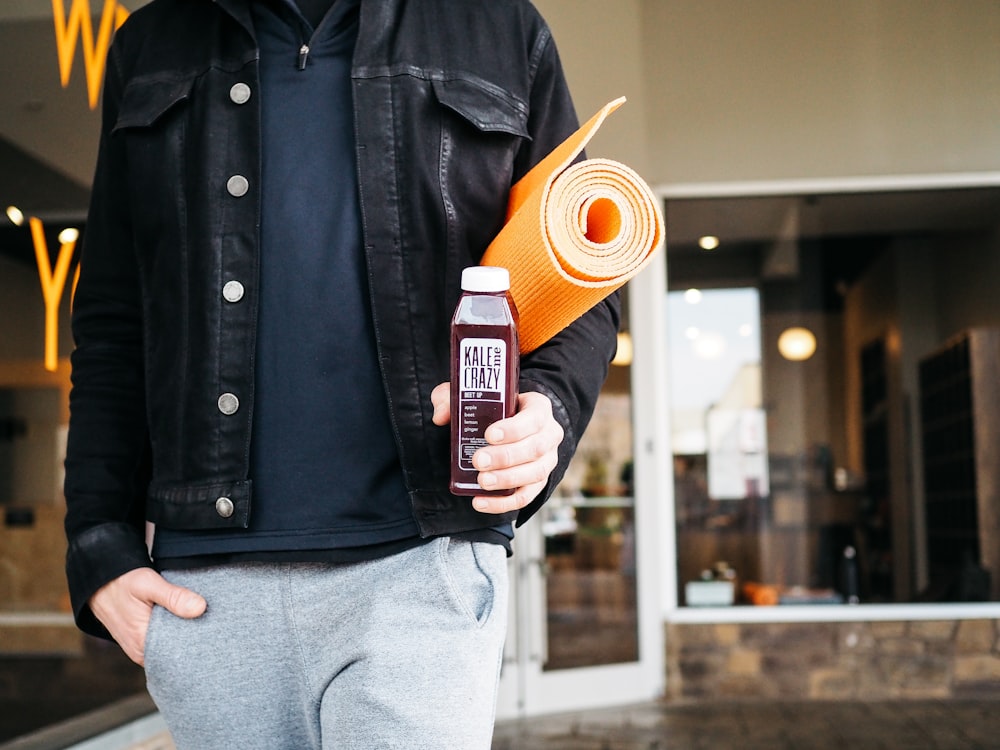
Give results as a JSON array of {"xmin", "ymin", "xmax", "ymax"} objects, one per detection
[
  {"xmin": 227, "ymin": 175, "xmax": 249, "ymax": 197},
  {"xmin": 215, "ymin": 496, "xmax": 235, "ymax": 518},
  {"xmin": 229, "ymin": 82, "xmax": 251, "ymax": 105},
  {"xmin": 223, "ymin": 280, "xmax": 245, "ymax": 302},
  {"xmin": 218, "ymin": 393, "xmax": 239, "ymax": 415}
]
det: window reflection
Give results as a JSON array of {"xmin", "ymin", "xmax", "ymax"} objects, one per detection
[{"xmin": 666, "ymin": 187, "xmax": 1000, "ymax": 606}]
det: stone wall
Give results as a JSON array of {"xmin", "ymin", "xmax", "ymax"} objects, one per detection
[{"xmin": 666, "ymin": 619, "xmax": 1000, "ymax": 701}]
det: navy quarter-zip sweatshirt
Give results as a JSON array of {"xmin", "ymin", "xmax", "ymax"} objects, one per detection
[
  {"xmin": 153, "ymin": 0, "xmax": 511, "ymax": 565},
  {"xmin": 154, "ymin": 0, "xmax": 421, "ymax": 561}
]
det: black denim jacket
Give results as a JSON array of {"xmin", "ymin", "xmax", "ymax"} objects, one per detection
[{"xmin": 65, "ymin": 0, "xmax": 620, "ymax": 637}]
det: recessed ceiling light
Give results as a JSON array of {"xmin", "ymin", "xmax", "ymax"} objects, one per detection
[
  {"xmin": 684, "ymin": 288, "xmax": 703, "ymax": 304},
  {"xmin": 694, "ymin": 332, "xmax": 726, "ymax": 359},
  {"xmin": 698, "ymin": 235, "xmax": 720, "ymax": 251},
  {"xmin": 58, "ymin": 227, "xmax": 80, "ymax": 244},
  {"xmin": 5, "ymin": 206, "xmax": 24, "ymax": 226},
  {"xmin": 777, "ymin": 327, "xmax": 817, "ymax": 361}
]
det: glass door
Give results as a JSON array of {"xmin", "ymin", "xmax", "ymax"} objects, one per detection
[
  {"xmin": 496, "ymin": 494, "xmax": 659, "ymax": 718},
  {"xmin": 496, "ymin": 276, "xmax": 666, "ymax": 718}
]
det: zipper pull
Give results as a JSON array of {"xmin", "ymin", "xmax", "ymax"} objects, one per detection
[{"xmin": 298, "ymin": 44, "xmax": 310, "ymax": 70}]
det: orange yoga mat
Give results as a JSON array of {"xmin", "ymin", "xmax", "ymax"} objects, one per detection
[{"xmin": 481, "ymin": 97, "xmax": 664, "ymax": 353}]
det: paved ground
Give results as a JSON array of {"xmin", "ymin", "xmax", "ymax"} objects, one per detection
[
  {"xmin": 4, "ymin": 692, "xmax": 1000, "ymax": 748},
  {"xmin": 491, "ymin": 699, "xmax": 1000, "ymax": 750}
]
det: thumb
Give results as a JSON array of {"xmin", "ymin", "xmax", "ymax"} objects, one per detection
[{"xmin": 152, "ymin": 580, "xmax": 207, "ymax": 620}]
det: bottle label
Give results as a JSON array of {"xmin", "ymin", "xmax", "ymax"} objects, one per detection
[{"xmin": 457, "ymin": 337, "xmax": 508, "ymax": 472}]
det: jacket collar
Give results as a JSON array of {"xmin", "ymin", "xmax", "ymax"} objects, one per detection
[{"xmin": 211, "ymin": 0, "xmax": 257, "ymax": 41}]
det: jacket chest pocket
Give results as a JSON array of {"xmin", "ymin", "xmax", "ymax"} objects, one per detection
[
  {"xmin": 112, "ymin": 76, "xmax": 196, "ymax": 244},
  {"xmin": 431, "ymin": 78, "xmax": 530, "ymax": 226}
]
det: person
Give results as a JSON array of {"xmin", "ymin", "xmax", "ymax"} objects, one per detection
[{"xmin": 64, "ymin": 0, "xmax": 619, "ymax": 746}]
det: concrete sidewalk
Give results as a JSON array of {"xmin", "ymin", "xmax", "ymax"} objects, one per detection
[
  {"xmin": 491, "ymin": 699, "xmax": 1000, "ymax": 749},
  {"xmin": 5, "ymin": 695, "xmax": 998, "ymax": 749}
]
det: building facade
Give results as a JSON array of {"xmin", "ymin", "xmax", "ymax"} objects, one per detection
[{"xmin": 1, "ymin": 0, "xmax": 999, "ymax": 734}]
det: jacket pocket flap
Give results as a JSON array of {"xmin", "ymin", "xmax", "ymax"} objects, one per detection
[
  {"xmin": 113, "ymin": 77, "xmax": 195, "ymax": 132},
  {"xmin": 432, "ymin": 78, "xmax": 530, "ymax": 138}
]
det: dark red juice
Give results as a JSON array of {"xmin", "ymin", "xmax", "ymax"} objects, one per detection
[{"xmin": 449, "ymin": 268, "xmax": 519, "ymax": 496}]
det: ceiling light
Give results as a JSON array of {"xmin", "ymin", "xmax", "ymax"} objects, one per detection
[
  {"xmin": 693, "ymin": 332, "xmax": 726, "ymax": 360},
  {"xmin": 6, "ymin": 206, "xmax": 24, "ymax": 226},
  {"xmin": 58, "ymin": 227, "xmax": 79, "ymax": 244},
  {"xmin": 777, "ymin": 327, "xmax": 817, "ymax": 361},
  {"xmin": 684, "ymin": 288, "xmax": 703, "ymax": 304},
  {"xmin": 698, "ymin": 235, "xmax": 720, "ymax": 251},
  {"xmin": 685, "ymin": 326, "xmax": 700, "ymax": 340},
  {"xmin": 739, "ymin": 324, "xmax": 753, "ymax": 337}
]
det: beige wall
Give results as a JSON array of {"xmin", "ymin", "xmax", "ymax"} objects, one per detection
[
  {"xmin": 534, "ymin": 0, "xmax": 650, "ymax": 169},
  {"xmin": 538, "ymin": 0, "xmax": 1000, "ymax": 187},
  {"xmin": 9, "ymin": 1, "xmax": 999, "ymax": 190}
]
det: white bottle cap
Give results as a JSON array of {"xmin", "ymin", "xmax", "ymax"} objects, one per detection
[{"xmin": 461, "ymin": 266, "xmax": 510, "ymax": 292}]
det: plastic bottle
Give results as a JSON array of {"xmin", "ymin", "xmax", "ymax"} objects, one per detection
[{"xmin": 450, "ymin": 266, "xmax": 519, "ymax": 496}]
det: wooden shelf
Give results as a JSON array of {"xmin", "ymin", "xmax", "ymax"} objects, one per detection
[{"xmin": 918, "ymin": 329, "xmax": 1000, "ymax": 600}]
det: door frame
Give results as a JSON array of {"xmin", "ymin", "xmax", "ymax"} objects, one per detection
[{"xmin": 495, "ymin": 248, "xmax": 669, "ymax": 719}]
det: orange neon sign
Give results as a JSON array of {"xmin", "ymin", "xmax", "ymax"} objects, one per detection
[
  {"xmin": 29, "ymin": 218, "xmax": 80, "ymax": 372},
  {"xmin": 26, "ymin": 1, "xmax": 124, "ymax": 370},
  {"xmin": 52, "ymin": 0, "xmax": 130, "ymax": 110}
]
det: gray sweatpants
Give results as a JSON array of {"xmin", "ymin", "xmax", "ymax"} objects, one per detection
[{"xmin": 144, "ymin": 537, "xmax": 509, "ymax": 749}]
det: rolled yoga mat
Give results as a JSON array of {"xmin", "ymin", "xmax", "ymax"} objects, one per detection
[{"xmin": 481, "ymin": 97, "xmax": 664, "ymax": 354}]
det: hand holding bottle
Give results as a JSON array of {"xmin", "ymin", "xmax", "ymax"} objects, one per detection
[{"xmin": 431, "ymin": 385, "xmax": 563, "ymax": 513}]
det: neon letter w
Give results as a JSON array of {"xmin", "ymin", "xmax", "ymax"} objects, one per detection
[{"xmin": 51, "ymin": 0, "xmax": 130, "ymax": 110}]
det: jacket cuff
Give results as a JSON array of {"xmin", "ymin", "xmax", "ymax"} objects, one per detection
[
  {"xmin": 66, "ymin": 521, "xmax": 153, "ymax": 640},
  {"xmin": 515, "ymin": 379, "xmax": 575, "ymax": 526}
]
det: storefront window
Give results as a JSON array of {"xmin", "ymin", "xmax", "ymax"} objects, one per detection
[
  {"xmin": 1, "ymin": 386, "xmax": 67, "ymax": 609},
  {"xmin": 1, "ymin": 230, "xmax": 77, "ymax": 626},
  {"xmin": 666, "ymin": 187, "xmax": 1000, "ymax": 607}
]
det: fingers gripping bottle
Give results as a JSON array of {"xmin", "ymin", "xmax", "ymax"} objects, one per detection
[{"xmin": 450, "ymin": 266, "xmax": 519, "ymax": 496}]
